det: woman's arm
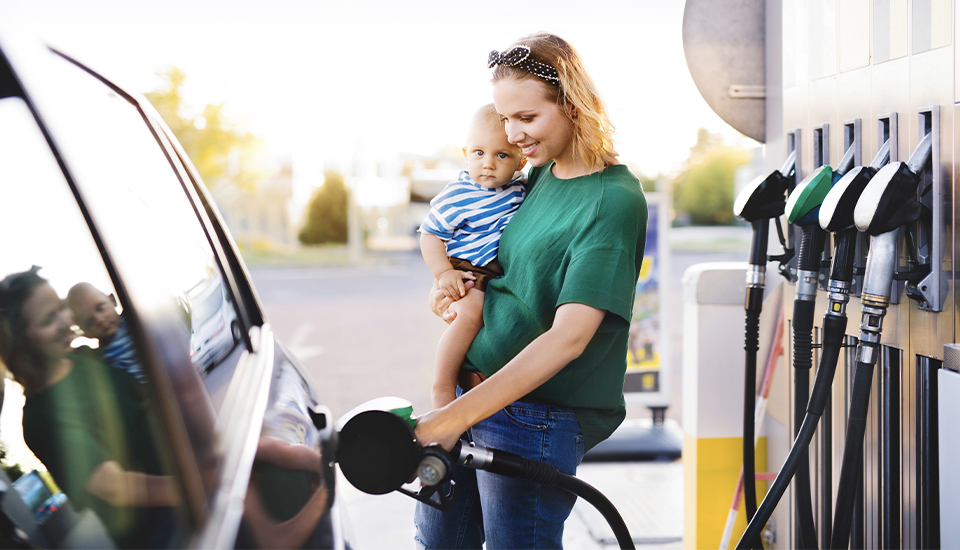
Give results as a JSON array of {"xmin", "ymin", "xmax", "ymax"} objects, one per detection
[
  {"xmin": 86, "ymin": 460, "xmax": 180, "ymax": 507},
  {"xmin": 413, "ymin": 302, "xmax": 606, "ymax": 450}
]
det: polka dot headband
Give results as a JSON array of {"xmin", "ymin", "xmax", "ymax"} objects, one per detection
[{"xmin": 487, "ymin": 45, "xmax": 560, "ymax": 85}]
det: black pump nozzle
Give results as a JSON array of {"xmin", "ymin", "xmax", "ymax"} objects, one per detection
[
  {"xmin": 820, "ymin": 138, "xmax": 892, "ymax": 232},
  {"xmin": 733, "ymin": 151, "xmax": 795, "ymax": 532},
  {"xmin": 735, "ymin": 150, "xmax": 795, "ymax": 224},
  {"xmin": 854, "ymin": 133, "xmax": 932, "ymax": 235},
  {"xmin": 336, "ymin": 401, "xmax": 457, "ymax": 511}
]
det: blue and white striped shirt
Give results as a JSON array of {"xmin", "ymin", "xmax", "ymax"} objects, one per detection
[
  {"xmin": 419, "ymin": 170, "xmax": 526, "ymax": 267},
  {"xmin": 100, "ymin": 317, "xmax": 147, "ymax": 384}
]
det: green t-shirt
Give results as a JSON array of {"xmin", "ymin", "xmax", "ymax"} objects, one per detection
[
  {"xmin": 464, "ymin": 162, "xmax": 647, "ymax": 450},
  {"xmin": 23, "ymin": 347, "xmax": 164, "ymax": 548}
]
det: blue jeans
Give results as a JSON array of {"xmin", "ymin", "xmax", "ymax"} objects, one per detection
[{"xmin": 414, "ymin": 399, "xmax": 585, "ymax": 549}]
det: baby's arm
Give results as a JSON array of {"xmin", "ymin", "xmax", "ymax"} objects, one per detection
[{"xmin": 420, "ymin": 233, "xmax": 475, "ymax": 299}]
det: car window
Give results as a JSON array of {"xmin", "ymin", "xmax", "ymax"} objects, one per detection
[
  {"xmin": 36, "ymin": 55, "xmax": 247, "ymax": 408},
  {"xmin": 0, "ymin": 96, "xmax": 186, "ymax": 548}
]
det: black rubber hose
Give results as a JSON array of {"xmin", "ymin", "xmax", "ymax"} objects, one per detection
[
  {"xmin": 742, "ymin": 218, "xmax": 768, "ymax": 527},
  {"xmin": 743, "ymin": 306, "xmax": 761, "ymax": 525},
  {"xmin": 486, "ymin": 448, "xmax": 636, "ymax": 550},
  {"xmin": 735, "ymin": 314, "xmax": 847, "ymax": 549},
  {"xmin": 830, "ymin": 360, "xmax": 876, "ymax": 550},
  {"xmin": 741, "ymin": 218, "xmax": 768, "ymax": 527},
  {"xmin": 792, "ymin": 299, "xmax": 818, "ymax": 549},
  {"xmin": 793, "ymin": 222, "xmax": 825, "ymax": 549},
  {"xmin": 555, "ymin": 475, "xmax": 635, "ymax": 550}
]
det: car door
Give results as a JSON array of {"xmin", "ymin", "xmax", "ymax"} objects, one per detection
[{"xmin": 0, "ymin": 29, "xmax": 341, "ymax": 550}]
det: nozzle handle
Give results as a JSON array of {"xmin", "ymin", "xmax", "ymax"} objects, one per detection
[{"xmin": 748, "ymin": 219, "xmax": 770, "ymax": 267}]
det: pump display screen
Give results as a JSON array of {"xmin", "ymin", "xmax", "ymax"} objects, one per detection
[{"xmin": 12, "ymin": 471, "xmax": 52, "ymax": 512}]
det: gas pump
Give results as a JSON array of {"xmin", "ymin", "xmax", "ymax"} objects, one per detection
[
  {"xmin": 732, "ymin": 151, "xmax": 795, "ymax": 523},
  {"xmin": 828, "ymin": 132, "xmax": 933, "ymax": 549},
  {"xmin": 335, "ymin": 398, "xmax": 637, "ymax": 550},
  {"xmin": 781, "ymin": 158, "xmax": 840, "ymax": 549},
  {"xmin": 735, "ymin": 138, "xmax": 891, "ymax": 550}
]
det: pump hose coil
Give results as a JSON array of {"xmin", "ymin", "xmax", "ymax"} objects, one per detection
[{"xmin": 736, "ymin": 314, "xmax": 847, "ymax": 549}]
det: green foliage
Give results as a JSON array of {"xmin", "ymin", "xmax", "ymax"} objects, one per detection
[
  {"xmin": 299, "ymin": 171, "xmax": 349, "ymax": 245},
  {"xmin": 144, "ymin": 66, "xmax": 263, "ymax": 190},
  {"xmin": 0, "ymin": 440, "xmax": 23, "ymax": 481},
  {"xmin": 639, "ymin": 173, "xmax": 658, "ymax": 193},
  {"xmin": 672, "ymin": 128, "xmax": 750, "ymax": 225}
]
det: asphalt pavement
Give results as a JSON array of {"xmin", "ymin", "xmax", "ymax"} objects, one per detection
[{"xmin": 249, "ymin": 228, "xmax": 749, "ymax": 549}]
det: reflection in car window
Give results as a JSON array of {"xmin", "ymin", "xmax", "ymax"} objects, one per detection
[
  {"xmin": 38, "ymin": 55, "xmax": 246, "ymax": 401},
  {"xmin": 0, "ymin": 97, "xmax": 182, "ymax": 548}
]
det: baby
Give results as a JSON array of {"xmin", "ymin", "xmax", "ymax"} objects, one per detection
[
  {"xmin": 67, "ymin": 282, "xmax": 146, "ymax": 384},
  {"xmin": 418, "ymin": 103, "xmax": 526, "ymax": 408}
]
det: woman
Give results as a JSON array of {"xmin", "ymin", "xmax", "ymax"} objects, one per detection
[
  {"xmin": 0, "ymin": 267, "xmax": 178, "ymax": 548},
  {"xmin": 414, "ymin": 33, "xmax": 648, "ymax": 549}
]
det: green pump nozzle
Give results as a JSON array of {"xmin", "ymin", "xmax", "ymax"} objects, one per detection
[{"xmin": 786, "ymin": 165, "xmax": 833, "ymax": 225}]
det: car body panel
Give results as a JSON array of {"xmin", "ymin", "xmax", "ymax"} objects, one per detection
[{"xmin": 0, "ymin": 21, "xmax": 347, "ymax": 550}]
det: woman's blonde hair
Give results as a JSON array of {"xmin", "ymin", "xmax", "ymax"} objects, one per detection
[{"xmin": 491, "ymin": 32, "xmax": 618, "ymax": 170}]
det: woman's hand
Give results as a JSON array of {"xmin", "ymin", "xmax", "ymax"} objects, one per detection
[
  {"xmin": 428, "ymin": 279, "xmax": 474, "ymax": 323},
  {"xmin": 413, "ymin": 405, "xmax": 467, "ymax": 452}
]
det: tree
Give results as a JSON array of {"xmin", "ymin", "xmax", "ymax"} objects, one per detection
[
  {"xmin": 671, "ymin": 128, "xmax": 750, "ymax": 225},
  {"xmin": 299, "ymin": 171, "xmax": 349, "ymax": 245},
  {"xmin": 144, "ymin": 67, "xmax": 263, "ymax": 190}
]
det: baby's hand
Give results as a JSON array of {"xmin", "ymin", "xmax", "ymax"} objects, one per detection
[{"xmin": 437, "ymin": 270, "xmax": 474, "ymax": 299}]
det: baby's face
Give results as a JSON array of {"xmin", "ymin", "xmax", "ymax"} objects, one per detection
[
  {"xmin": 463, "ymin": 122, "xmax": 524, "ymax": 189},
  {"xmin": 70, "ymin": 289, "xmax": 121, "ymax": 340}
]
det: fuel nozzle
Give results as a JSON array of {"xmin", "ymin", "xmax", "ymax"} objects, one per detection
[
  {"xmin": 854, "ymin": 133, "xmax": 932, "ymax": 235},
  {"xmin": 820, "ymin": 140, "xmax": 891, "ymax": 232},
  {"xmin": 734, "ymin": 150, "xmax": 794, "ymax": 271},
  {"xmin": 829, "ymin": 134, "xmax": 932, "ymax": 550},
  {"xmin": 335, "ymin": 397, "xmax": 457, "ymax": 510}
]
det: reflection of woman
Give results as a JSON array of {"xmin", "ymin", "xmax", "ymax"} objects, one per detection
[
  {"xmin": 414, "ymin": 33, "xmax": 647, "ymax": 548},
  {"xmin": 0, "ymin": 267, "xmax": 177, "ymax": 548}
]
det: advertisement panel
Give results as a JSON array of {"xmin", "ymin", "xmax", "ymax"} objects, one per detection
[{"xmin": 624, "ymin": 191, "xmax": 670, "ymax": 410}]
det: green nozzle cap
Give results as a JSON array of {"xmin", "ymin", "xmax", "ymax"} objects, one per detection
[
  {"xmin": 786, "ymin": 165, "xmax": 833, "ymax": 224},
  {"xmin": 337, "ymin": 396, "xmax": 417, "ymax": 430}
]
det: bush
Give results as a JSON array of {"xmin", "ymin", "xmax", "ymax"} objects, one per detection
[
  {"xmin": 671, "ymin": 129, "xmax": 750, "ymax": 225},
  {"xmin": 299, "ymin": 170, "xmax": 348, "ymax": 244}
]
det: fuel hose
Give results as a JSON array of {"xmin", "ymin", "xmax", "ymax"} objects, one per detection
[
  {"xmin": 741, "ymin": 218, "xmax": 768, "ymax": 524},
  {"xmin": 736, "ymin": 228, "xmax": 855, "ymax": 549},
  {"xmin": 453, "ymin": 442, "xmax": 636, "ymax": 550},
  {"xmin": 791, "ymin": 223, "xmax": 826, "ymax": 549}
]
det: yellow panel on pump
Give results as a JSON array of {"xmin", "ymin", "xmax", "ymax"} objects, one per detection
[{"xmin": 683, "ymin": 434, "xmax": 768, "ymax": 550}]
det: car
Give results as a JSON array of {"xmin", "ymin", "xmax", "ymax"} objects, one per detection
[
  {"xmin": 0, "ymin": 24, "xmax": 349, "ymax": 550},
  {"xmin": 185, "ymin": 272, "xmax": 241, "ymax": 373}
]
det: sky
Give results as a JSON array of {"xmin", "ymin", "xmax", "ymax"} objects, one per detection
[{"xmin": 4, "ymin": 0, "xmax": 751, "ymax": 190}]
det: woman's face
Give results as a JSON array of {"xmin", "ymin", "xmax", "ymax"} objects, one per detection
[
  {"xmin": 493, "ymin": 77, "xmax": 577, "ymax": 170},
  {"xmin": 23, "ymin": 282, "xmax": 74, "ymax": 363}
]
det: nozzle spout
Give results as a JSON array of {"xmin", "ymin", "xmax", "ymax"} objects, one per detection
[
  {"xmin": 870, "ymin": 139, "xmax": 892, "ymax": 169},
  {"xmin": 836, "ymin": 143, "xmax": 856, "ymax": 176},
  {"xmin": 780, "ymin": 149, "xmax": 797, "ymax": 178},
  {"xmin": 907, "ymin": 132, "xmax": 933, "ymax": 174}
]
